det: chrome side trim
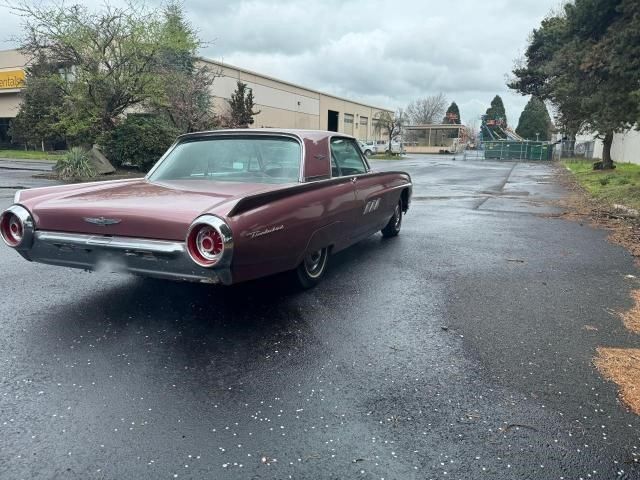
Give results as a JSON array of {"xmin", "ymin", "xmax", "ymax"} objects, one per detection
[
  {"xmin": 14, "ymin": 190, "xmax": 21, "ymax": 203},
  {"xmin": 1, "ymin": 204, "xmax": 35, "ymax": 250}
]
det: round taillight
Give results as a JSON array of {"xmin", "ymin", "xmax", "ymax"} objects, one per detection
[
  {"xmin": 187, "ymin": 223, "xmax": 224, "ymax": 267},
  {"xmin": 1, "ymin": 211, "xmax": 24, "ymax": 247}
]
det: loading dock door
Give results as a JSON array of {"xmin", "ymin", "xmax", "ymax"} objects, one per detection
[{"xmin": 328, "ymin": 110, "xmax": 339, "ymax": 132}]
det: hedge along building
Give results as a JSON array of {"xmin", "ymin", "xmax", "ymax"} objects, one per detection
[{"xmin": 0, "ymin": 48, "xmax": 391, "ymax": 147}]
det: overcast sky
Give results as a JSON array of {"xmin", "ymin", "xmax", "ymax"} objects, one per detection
[{"xmin": 0, "ymin": 0, "xmax": 562, "ymax": 127}]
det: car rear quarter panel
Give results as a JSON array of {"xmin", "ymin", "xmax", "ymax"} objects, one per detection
[
  {"xmin": 223, "ymin": 173, "xmax": 411, "ymax": 284},
  {"xmin": 226, "ymin": 178, "xmax": 357, "ymax": 283}
]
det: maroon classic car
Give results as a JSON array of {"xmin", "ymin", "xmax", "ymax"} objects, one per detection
[{"xmin": 1, "ymin": 130, "xmax": 412, "ymax": 288}]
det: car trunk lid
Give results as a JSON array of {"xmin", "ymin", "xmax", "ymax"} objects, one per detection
[{"xmin": 27, "ymin": 179, "xmax": 282, "ymax": 241}]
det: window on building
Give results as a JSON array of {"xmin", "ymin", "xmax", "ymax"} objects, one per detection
[
  {"xmin": 344, "ymin": 113, "xmax": 354, "ymax": 136},
  {"xmin": 372, "ymin": 119, "xmax": 383, "ymax": 140},
  {"xmin": 359, "ymin": 116, "xmax": 369, "ymax": 140}
]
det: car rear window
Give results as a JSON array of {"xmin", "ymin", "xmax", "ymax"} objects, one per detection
[{"xmin": 149, "ymin": 136, "xmax": 302, "ymax": 184}]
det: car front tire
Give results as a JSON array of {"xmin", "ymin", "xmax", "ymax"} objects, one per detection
[
  {"xmin": 364, "ymin": 149, "xmax": 372, "ymax": 157},
  {"xmin": 295, "ymin": 247, "xmax": 329, "ymax": 288},
  {"xmin": 381, "ymin": 200, "xmax": 402, "ymax": 238}
]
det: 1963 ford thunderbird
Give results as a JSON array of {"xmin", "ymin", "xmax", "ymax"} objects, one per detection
[{"xmin": 1, "ymin": 130, "xmax": 412, "ymax": 288}]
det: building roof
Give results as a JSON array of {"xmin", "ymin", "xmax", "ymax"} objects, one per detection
[
  {"xmin": 0, "ymin": 47, "xmax": 393, "ymax": 115},
  {"xmin": 199, "ymin": 56, "xmax": 393, "ymax": 114},
  {"xmin": 405, "ymin": 124, "xmax": 464, "ymax": 129}
]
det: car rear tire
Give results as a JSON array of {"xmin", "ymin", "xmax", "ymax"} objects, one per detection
[
  {"xmin": 295, "ymin": 247, "xmax": 329, "ymax": 289},
  {"xmin": 364, "ymin": 149, "xmax": 372, "ymax": 157},
  {"xmin": 381, "ymin": 200, "xmax": 402, "ymax": 238}
]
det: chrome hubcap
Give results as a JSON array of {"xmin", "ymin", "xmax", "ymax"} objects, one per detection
[{"xmin": 304, "ymin": 249, "xmax": 325, "ymax": 278}]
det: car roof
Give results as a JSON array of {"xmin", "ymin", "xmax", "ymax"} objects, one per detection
[{"xmin": 177, "ymin": 128, "xmax": 356, "ymax": 143}]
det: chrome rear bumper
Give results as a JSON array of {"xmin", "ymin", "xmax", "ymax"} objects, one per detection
[{"xmin": 17, "ymin": 231, "xmax": 231, "ymax": 284}]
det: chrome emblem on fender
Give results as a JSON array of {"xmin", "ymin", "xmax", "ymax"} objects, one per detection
[
  {"xmin": 363, "ymin": 198, "xmax": 380, "ymax": 215},
  {"xmin": 83, "ymin": 216, "xmax": 122, "ymax": 226}
]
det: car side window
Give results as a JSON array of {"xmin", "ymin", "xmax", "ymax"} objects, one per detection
[
  {"xmin": 330, "ymin": 155, "xmax": 341, "ymax": 178},
  {"xmin": 330, "ymin": 138, "xmax": 367, "ymax": 176}
]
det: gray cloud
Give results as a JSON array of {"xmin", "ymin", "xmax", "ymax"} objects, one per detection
[{"xmin": 0, "ymin": 0, "xmax": 559, "ymax": 126}]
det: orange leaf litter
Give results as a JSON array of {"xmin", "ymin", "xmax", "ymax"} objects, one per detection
[{"xmin": 594, "ymin": 347, "xmax": 640, "ymax": 415}]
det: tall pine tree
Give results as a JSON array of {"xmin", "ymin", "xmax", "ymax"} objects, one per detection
[
  {"xmin": 227, "ymin": 81, "xmax": 261, "ymax": 128},
  {"xmin": 510, "ymin": 0, "xmax": 640, "ymax": 168},
  {"xmin": 153, "ymin": 2, "xmax": 218, "ymax": 133},
  {"xmin": 443, "ymin": 102, "xmax": 461, "ymax": 124},
  {"xmin": 485, "ymin": 95, "xmax": 507, "ymax": 126},
  {"xmin": 516, "ymin": 97, "xmax": 553, "ymax": 141},
  {"xmin": 9, "ymin": 55, "xmax": 66, "ymax": 150}
]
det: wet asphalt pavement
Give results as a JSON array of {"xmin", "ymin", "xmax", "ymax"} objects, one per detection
[{"xmin": 1, "ymin": 156, "xmax": 640, "ymax": 479}]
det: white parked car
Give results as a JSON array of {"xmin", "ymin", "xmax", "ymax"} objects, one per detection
[
  {"xmin": 358, "ymin": 141, "xmax": 376, "ymax": 156},
  {"xmin": 389, "ymin": 142, "xmax": 405, "ymax": 154},
  {"xmin": 377, "ymin": 141, "xmax": 405, "ymax": 154},
  {"xmin": 359, "ymin": 140, "xmax": 405, "ymax": 155}
]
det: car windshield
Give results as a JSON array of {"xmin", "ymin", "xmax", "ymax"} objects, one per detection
[{"xmin": 149, "ymin": 136, "xmax": 302, "ymax": 184}]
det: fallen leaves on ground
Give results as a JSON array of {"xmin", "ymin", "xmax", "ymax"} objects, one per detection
[
  {"xmin": 618, "ymin": 290, "xmax": 640, "ymax": 334},
  {"xmin": 553, "ymin": 165, "xmax": 640, "ymax": 415},
  {"xmin": 594, "ymin": 347, "xmax": 640, "ymax": 415}
]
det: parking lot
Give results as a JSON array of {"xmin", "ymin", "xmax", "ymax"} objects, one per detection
[{"xmin": 1, "ymin": 156, "xmax": 639, "ymax": 479}]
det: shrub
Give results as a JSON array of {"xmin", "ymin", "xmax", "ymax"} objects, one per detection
[
  {"xmin": 101, "ymin": 115, "xmax": 180, "ymax": 171},
  {"xmin": 614, "ymin": 177, "xmax": 631, "ymax": 185},
  {"xmin": 55, "ymin": 147, "xmax": 95, "ymax": 179}
]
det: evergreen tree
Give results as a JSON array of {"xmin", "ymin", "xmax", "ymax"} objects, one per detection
[
  {"xmin": 485, "ymin": 95, "xmax": 507, "ymax": 127},
  {"xmin": 443, "ymin": 102, "xmax": 461, "ymax": 124},
  {"xmin": 516, "ymin": 97, "xmax": 553, "ymax": 141},
  {"xmin": 154, "ymin": 2, "xmax": 218, "ymax": 132},
  {"xmin": 9, "ymin": 56, "xmax": 66, "ymax": 150},
  {"xmin": 510, "ymin": 0, "xmax": 640, "ymax": 168},
  {"xmin": 226, "ymin": 81, "xmax": 261, "ymax": 128},
  {"xmin": 157, "ymin": 2, "xmax": 199, "ymax": 74}
]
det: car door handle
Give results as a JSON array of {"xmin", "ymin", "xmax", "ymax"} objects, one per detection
[{"xmin": 350, "ymin": 177, "xmax": 357, "ymax": 184}]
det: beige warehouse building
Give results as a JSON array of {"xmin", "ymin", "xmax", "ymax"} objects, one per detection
[
  {"xmin": 0, "ymin": 49, "xmax": 391, "ymax": 146},
  {"xmin": 0, "ymin": 49, "xmax": 26, "ymax": 144}
]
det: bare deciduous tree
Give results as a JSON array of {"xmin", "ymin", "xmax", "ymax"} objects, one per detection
[
  {"xmin": 160, "ymin": 65, "xmax": 221, "ymax": 133},
  {"xmin": 405, "ymin": 94, "xmax": 447, "ymax": 125}
]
